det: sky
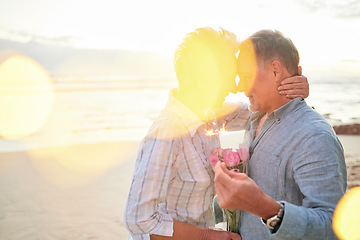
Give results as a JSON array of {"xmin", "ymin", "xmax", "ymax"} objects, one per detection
[{"xmin": 1, "ymin": 0, "xmax": 360, "ymax": 68}]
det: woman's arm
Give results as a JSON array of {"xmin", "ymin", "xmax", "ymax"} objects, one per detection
[
  {"xmin": 278, "ymin": 66, "xmax": 309, "ymax": 99},
  {"xmin": 123, "ymin": 136, "xmax": 177, "ymax": 239},
  {"xmin": 150, "ymin": 220, "xmax": 241, "ymax": 240},
  {"xmin": 124, "ymin": 127, "xmax": 241, "ymax": 240}
]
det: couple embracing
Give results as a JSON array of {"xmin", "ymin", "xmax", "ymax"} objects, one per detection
[{"xmin": 123, "ymin": 27, "xmax": 347, "ymax": 240}]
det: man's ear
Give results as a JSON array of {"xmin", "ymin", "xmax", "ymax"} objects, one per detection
[
  {"xmin": 271, "ymin": 61, "xmax": 282, "ymax": 81},
  {"xmin": 298, "ymin": 66, "xmax": 302, "ymax": 75}
]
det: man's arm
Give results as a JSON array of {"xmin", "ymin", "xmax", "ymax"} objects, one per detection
[
  {"xmin": 271, "ymin": 133, "xmax": 346, "ymax": 239},
  {"xmin": 214, "ymin": 132, "xmax": 347, "ymax": 239}
]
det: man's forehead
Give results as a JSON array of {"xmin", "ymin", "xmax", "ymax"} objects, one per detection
[{"xmin": 238, "ymin": 54, "xmax": 257, "ymax": 72}]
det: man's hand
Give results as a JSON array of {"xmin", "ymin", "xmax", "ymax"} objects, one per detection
[
  {"xmin": 278, "ymin": 66, "xmax": 309, "ymax": 99},
  {"xmin": 214, "ymin": 162, "xmax": 280, "ymax": 220}
]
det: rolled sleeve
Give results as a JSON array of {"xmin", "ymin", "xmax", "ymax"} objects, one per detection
[
  {"xmin": 129, "ymin": 213, "xmax": 174, "ymax": 240},
  {"xmin": 123, "ymin": 135, "xmax": 178, "ymax": 238}
]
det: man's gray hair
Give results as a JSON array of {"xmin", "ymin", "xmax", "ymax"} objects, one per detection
[{"xmin": 245, "ymin": 29, "xmax": 300, "ymax": 75}]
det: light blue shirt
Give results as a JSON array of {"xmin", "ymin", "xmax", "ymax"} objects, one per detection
[{"xmin": 240, "ymin": 98, "xmax": 347, "ymax": 240}]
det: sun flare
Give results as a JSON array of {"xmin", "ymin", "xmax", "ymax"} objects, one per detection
[
  {"xmin": 333, "ymin": 187, "xmax": 360, "ymax": 240},
  {"xmin": 0, "ymin": 54, "xmax": 53, "ymax": 138}
]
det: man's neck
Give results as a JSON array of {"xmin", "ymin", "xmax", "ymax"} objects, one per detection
[
  {"xmin": 255, "ymin": 113, "xmax": 268, "ymax": 138},
  {"xmin": 265, "ymin": 75, "xmax": 293, "ymax": 114},
  {"xmin": 266, "ymin": 97, "xmax": 291, "ymax": 114}
]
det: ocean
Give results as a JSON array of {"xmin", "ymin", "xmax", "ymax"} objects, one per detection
[{"xmin": 0, "ymin": 75, "xmax": 359, "ymax": 152}]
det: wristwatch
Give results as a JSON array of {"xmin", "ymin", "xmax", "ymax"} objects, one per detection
[{"xmin": 261, "ymin": 202, "xmax": 284, "ymax": 231}]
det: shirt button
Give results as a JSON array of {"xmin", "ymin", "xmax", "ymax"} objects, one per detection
[{"xmin": 276, "ymin": 118, "xmax": 281, "ymax": 123}]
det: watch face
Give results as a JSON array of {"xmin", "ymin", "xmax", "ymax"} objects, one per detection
[
  {"xmin": 268, "ymin": 216, "xmax": 280, "ymax": 228},
  {"xmin": 270, "ymin": 219, "xmax": 278, "ymax": 227}
]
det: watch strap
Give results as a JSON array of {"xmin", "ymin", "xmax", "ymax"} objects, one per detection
[{"xmin": 261, "ymin": 202, "xmax": 285, "ymax": 231}]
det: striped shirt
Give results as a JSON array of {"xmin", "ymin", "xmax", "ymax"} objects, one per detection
[{"xmin": 123, "ymin": 90, "xmax": 250, "ymax": 240}]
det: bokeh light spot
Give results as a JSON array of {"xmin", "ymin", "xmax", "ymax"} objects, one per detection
[
  {"xmin": 333, "ymin": 187, "xmax": 360, "ymax": 240},
  {"xmin": 0, "ymin": 54, "xmax": 53, "ymax": 138},
  {"xmin": 29, "ymin": 142, "xmax": 138, "ymax": 188}
]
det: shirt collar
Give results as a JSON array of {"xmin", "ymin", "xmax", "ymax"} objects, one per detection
[
  {"xmin": 249, "ymin": 97, "xmax": 306, "ymax": 150},
  {"xmin": 250, "ymin": 97, "xmax": 306, "ymax": 130},
  {"xmin": 167, "ymin": 89, "xmax": 205, "ymax": 137},
  {"xmin": 272, "ymin": 97, "xmax": 306, "ymax": 123}
]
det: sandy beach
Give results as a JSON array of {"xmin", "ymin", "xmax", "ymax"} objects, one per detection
[
  {"xmin": 0, "ymin": 135, "xmax": 359, "ymax": 239},
  {"xmin": 0, "ymin": 141, "xmax": 140, "ymax": 239}
]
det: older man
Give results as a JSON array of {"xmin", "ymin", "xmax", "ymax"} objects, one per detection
[{"xmin": 214, "ymin": 30, "xmax": 347, "ymax": 240}]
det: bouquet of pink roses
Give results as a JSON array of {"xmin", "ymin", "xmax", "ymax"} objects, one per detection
[
  {"xmin": 209, "ymin": 147, "xmax": 249, "ymax": 173},
  {"xmin": 209, "ymin": 147, "xmax": 249, "ymax": 234}
]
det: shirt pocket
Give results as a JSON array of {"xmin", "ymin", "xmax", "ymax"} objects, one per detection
[{"xmin": 249, "ymin": 149, "xmax": 282, "ymax": 197}]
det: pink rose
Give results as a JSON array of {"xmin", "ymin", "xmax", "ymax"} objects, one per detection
[
  {"xmin": 211, "ymin": 147, "xmax": 223, "ymax": 158},
  {"xmin": 209, "ymin": 154, "xmax": 220, "ymax": 170},
  {"xmin": 222, "ymin": 148, "xmax": 233, "ymax": 158},
  {"xmin": 223, "ymin": 151, "xmax": 240, "ymax": 168},
  {"xmin": 236, "ymin": 148, "xmax": 249, "ymax": 162},
  {"xmin": 222, "ymin": 148, "xmax": 240, "ymax": 167}
]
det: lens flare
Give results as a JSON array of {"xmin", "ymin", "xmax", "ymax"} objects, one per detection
[
  {"xmin": 30, "ymin": 142, "xmax": 138, "ymax": 188},
  {"xmin": 237, "ymin": 39, "xmax": 257, "ymax": 95},
  {"xmin": 170, "ymin": 28, "xmax": 238, "ymax": 138},
  {"xmin": 0, "ymin": 54, "xmax": 53, "ymax": 138},
  {"xmin": 333, "ymin": 187, "xmax": 360, "ymax": 239}
]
